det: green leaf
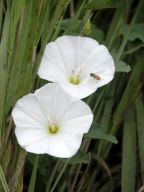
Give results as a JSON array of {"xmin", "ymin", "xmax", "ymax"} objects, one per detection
[
  {"xmin": 111, "ymin": 55, "xmax": 144, "ymax": 135},
  {"xmin": 120, "ymin": 23, "xmax": 144, "ymax": 42},
  {"xmin": 86, "ymin": 0, "xmax": 120, "ymax": 10},
  {"xmin": 85, "ymin": 123, "xmax": 118, "ymax": 144},
  {"xmin": 115, "ymin": 60, "xmax": 131, "ymax": 72},
  {"xmin": 113, "ymin": 54, "xmax": 131, "ymax": 72},
  {"xmin": 61, "ymin": 19, "xmax": 104, "ymax": 42},
  {"xmin": 61, "ymin": 151, "xmax": 91, "ymax": 164},
  {"xmin": 61, "ymin": 19, "xmax": 83, "ymax": 34},
  {"xmin": 124, "ymin": 42, "xmax": 144, "ymax": 55}
]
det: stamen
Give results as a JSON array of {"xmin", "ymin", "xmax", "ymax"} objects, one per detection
[
  {"xmin": 69, "ymin": 75, "xmax": 80, "ymax": 85},
  {"xmin": 69, "ymin": 68, "xmax": 81, "ymax": 85},
  {"xmin": 48, "ymin": 124, "xmax": 59, "ymax": 135}
]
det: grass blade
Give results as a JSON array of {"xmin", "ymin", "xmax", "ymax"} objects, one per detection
[
  {"xmin": 135, "ymin": 94, "xmax": 144, "ymax": 183},
  {"xmin": 28, "ymin": 155, "xmax": 39, "ymax": 192},
  {"xmin": 121, "ymin": 106, "xmax": 136, "ymax": 192},
  {"xmin": 0, "ymin": 164, "xmax": 9, "ymax": 192}
]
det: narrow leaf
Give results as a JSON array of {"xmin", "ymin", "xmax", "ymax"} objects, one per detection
[
  {"xmin": 85, "ymin": 123, "xmax": 118, "ymax": 144},
  {"xmin": 113, "ymin": 54, "xmax": 131, "ymax": 73},
  {"xmin": 135, "ymin": 95, "xmax": 144, "ymax": 182},
  {"xmin": 64, "ymin": 151, "xmax": 91, "ymax": 164},
  {"xmin": 121, "ymin": 106, "xmax": 136, "ymax": 192},
  {"xmin": 0, "ymin": 164, "xmax": 9, "ymax": 192},
  {"xmin": 28, "ymin": 155, "xmax": 39, "ymax": 192},
  {"xmin": 115, "ymin": 60, "xmax": 131, "ymax": 73},
  {"xmin": 120, "ymin": 23, "xmax": 144, "ymax": 42},
  {"xmin": 86, "ymin": 0, "xmax": 119, "ymax": 10}
]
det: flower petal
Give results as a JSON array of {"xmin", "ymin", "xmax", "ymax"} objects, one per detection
[
  {"xmin": 38, "ymin": 42, "xmax": 67, "ymax": 82},
  {"xmin": 38, "ymin": 36, "xmax": 99, "ymax": 81},
  {"xmin": 35, "ymin": 83, "xmax": 75, "ymax": 121},
  {"xmin": 15, "ymin": 126, "xmax": 48, "ymax": 150},
  {"xmin": 24, "ymin": 133, "xmax": 82, "ymax": 158},
  {"xmin": 60, "ymin": 99, "xmax": 93, "ymax": 134},
  {"xmin": 60, "ymin": 81, "xmax": 97, "ymax": 99},
  {"xmin": 80, "ymin": 45, "xmax": 115, "ymax": 87},
  {"xmin": 59, "ymin": 132, "xmax": 83, "ymax": 157},
  {"xmin": 58, "ymin": 45, "xmax": 115, "ymax": 98},
  {"xmin": 55, "ymin": 36, "xmax": 99, "ymax": 71},
  {"xmin": 12, "ymin": 94, "xmax": 48, "ymax": 128}
]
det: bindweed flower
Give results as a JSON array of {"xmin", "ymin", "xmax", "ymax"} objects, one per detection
[
  {"xmin": 12, "ymin": 83, "xmax": 93, "ymax": 158},
  {"xmin": 38, "ymin": 36, "xmax": 115, "ymax": 99}
]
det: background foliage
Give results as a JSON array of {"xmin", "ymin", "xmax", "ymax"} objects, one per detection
[{"xmin": 0, "ymin": 0, "xmax": 144, "ymax": 191}]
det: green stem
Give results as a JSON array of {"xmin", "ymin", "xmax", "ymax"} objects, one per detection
[
  {"xmin": 28, "ymin": 155, "xmax": 39, "ymax": 192},
  {"xmin": 45, "ymin": 160, "xmax": 60, "ymax": 192},
  {"xmin": 50, "ymin": 160, "xmax": 69, "ymax": 192}
]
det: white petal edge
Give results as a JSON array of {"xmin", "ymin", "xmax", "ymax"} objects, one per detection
[
  {"xmin": 12, "ymin": 94, "xmax": 48, "ymax": 128},
  {"xmin": 38, "ymin": 36, "xmax": 99, "ymax": 83},
  {"xmin": 60, "ymin": 99, "xmax": 93, "ymax": 134},
  {"xmin": 35, "ymin": 83, "xmax": 76, "ymax": 121},
  {"xmin": 25, "ymin": 132, "xmax": 83, "ymax": 158},
  {"xmin": 15, "ymin": 126, "xmax": 48, "ymax": 149},
  {"xmin": 38, "ymin": 42, "xmax": 67, "ymax": 82}
]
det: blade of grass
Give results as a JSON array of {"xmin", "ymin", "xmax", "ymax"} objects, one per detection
[
  {"xmin": 106, "ymin": 0, "xmax": 132, "ymax": 48},
  {"xmin": 0, "ymin": 6, "xmax": 10, "ymax": 145},
  {"xmin": 4, "ymin": 0, "xmax": 33, "ymax": 115},
  {"xmin": 8, "ymin": 150, "xmax": 27, "ymax": 192},
  {"xmin": 111, "ymin": 57, "xmax": 144, "ymax": 135},
  {"xmin": 34, "ymin": 0, "xmax": 69, "ymax": 79},
  {"xmin": 0, "ymin": 164, "xmax": 9, "ymax": 192},
  {"xmin": 50, "ymin": 160, "xmax": 69, "ymax": 192},
  {"xmin": 97, "ymin": 84, "xmax": 115, "ymax": 157},
  {"xmin": 121, "ymin": 106, "xmax": 136, "ymax": 192},
  {"xmin": 135, "ymin": 94, "xmax": 144, "ymax": 183},
  {"xmin": 28, "ymin": 155, "xmax": 39, "ymax": 192},
  {"xmin": 45, "ymin": 160, "xmax": 61, "ymax": 192},
  {"xmin": 117, "ymin": 0, "xmax": 144, "ymax": 59}
]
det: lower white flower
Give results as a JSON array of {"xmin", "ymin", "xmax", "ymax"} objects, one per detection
[
  {"xmin": 38, "ymin": 35, "xmax": 115, "ymax": 99},
  {"xmin": 12, "ymin": 83, "xmax": 93, "ymax": 158}
]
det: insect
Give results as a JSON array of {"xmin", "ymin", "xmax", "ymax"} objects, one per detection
[{"xmin": 90, "ymin": 73, "xmax": 101, "ymax": 80}]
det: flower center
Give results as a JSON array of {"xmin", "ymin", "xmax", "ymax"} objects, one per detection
[
  {"xmin": 48, "ymin": 124, "xmax": 59, "ymax": 135},
  {"xmin": 69, "ymin": 69, "xmax": 80, "ymax": 85},
  {"xmin": 69, "ymin": 75, "xmax": 80, "ymax": 85}
]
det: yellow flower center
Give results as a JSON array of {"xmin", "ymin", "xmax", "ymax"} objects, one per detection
[
  {"xmin": 48, "ymin": 124, "xmax": 59, "ymax": 135},
  {"xmin": 69, "ymin": 75, "xmax": 80, "ymax": 85}
]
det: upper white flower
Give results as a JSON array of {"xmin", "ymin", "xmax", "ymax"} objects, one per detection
[
  {"xmin": 12, "ymin": 83, "xmax": 93, "ymax": 158},
  {"xmin": 38, "ymin": 35, "xmax": 115, "ymax": 99}
]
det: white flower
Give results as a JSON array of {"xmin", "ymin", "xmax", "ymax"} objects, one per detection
[
  {"xmin": 12, "ymin": 83, "xmax": 93, "ymax": 158},
  {"xmin": 38, "ymin": 35, "xmax": 115, "ymax": 99}
]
